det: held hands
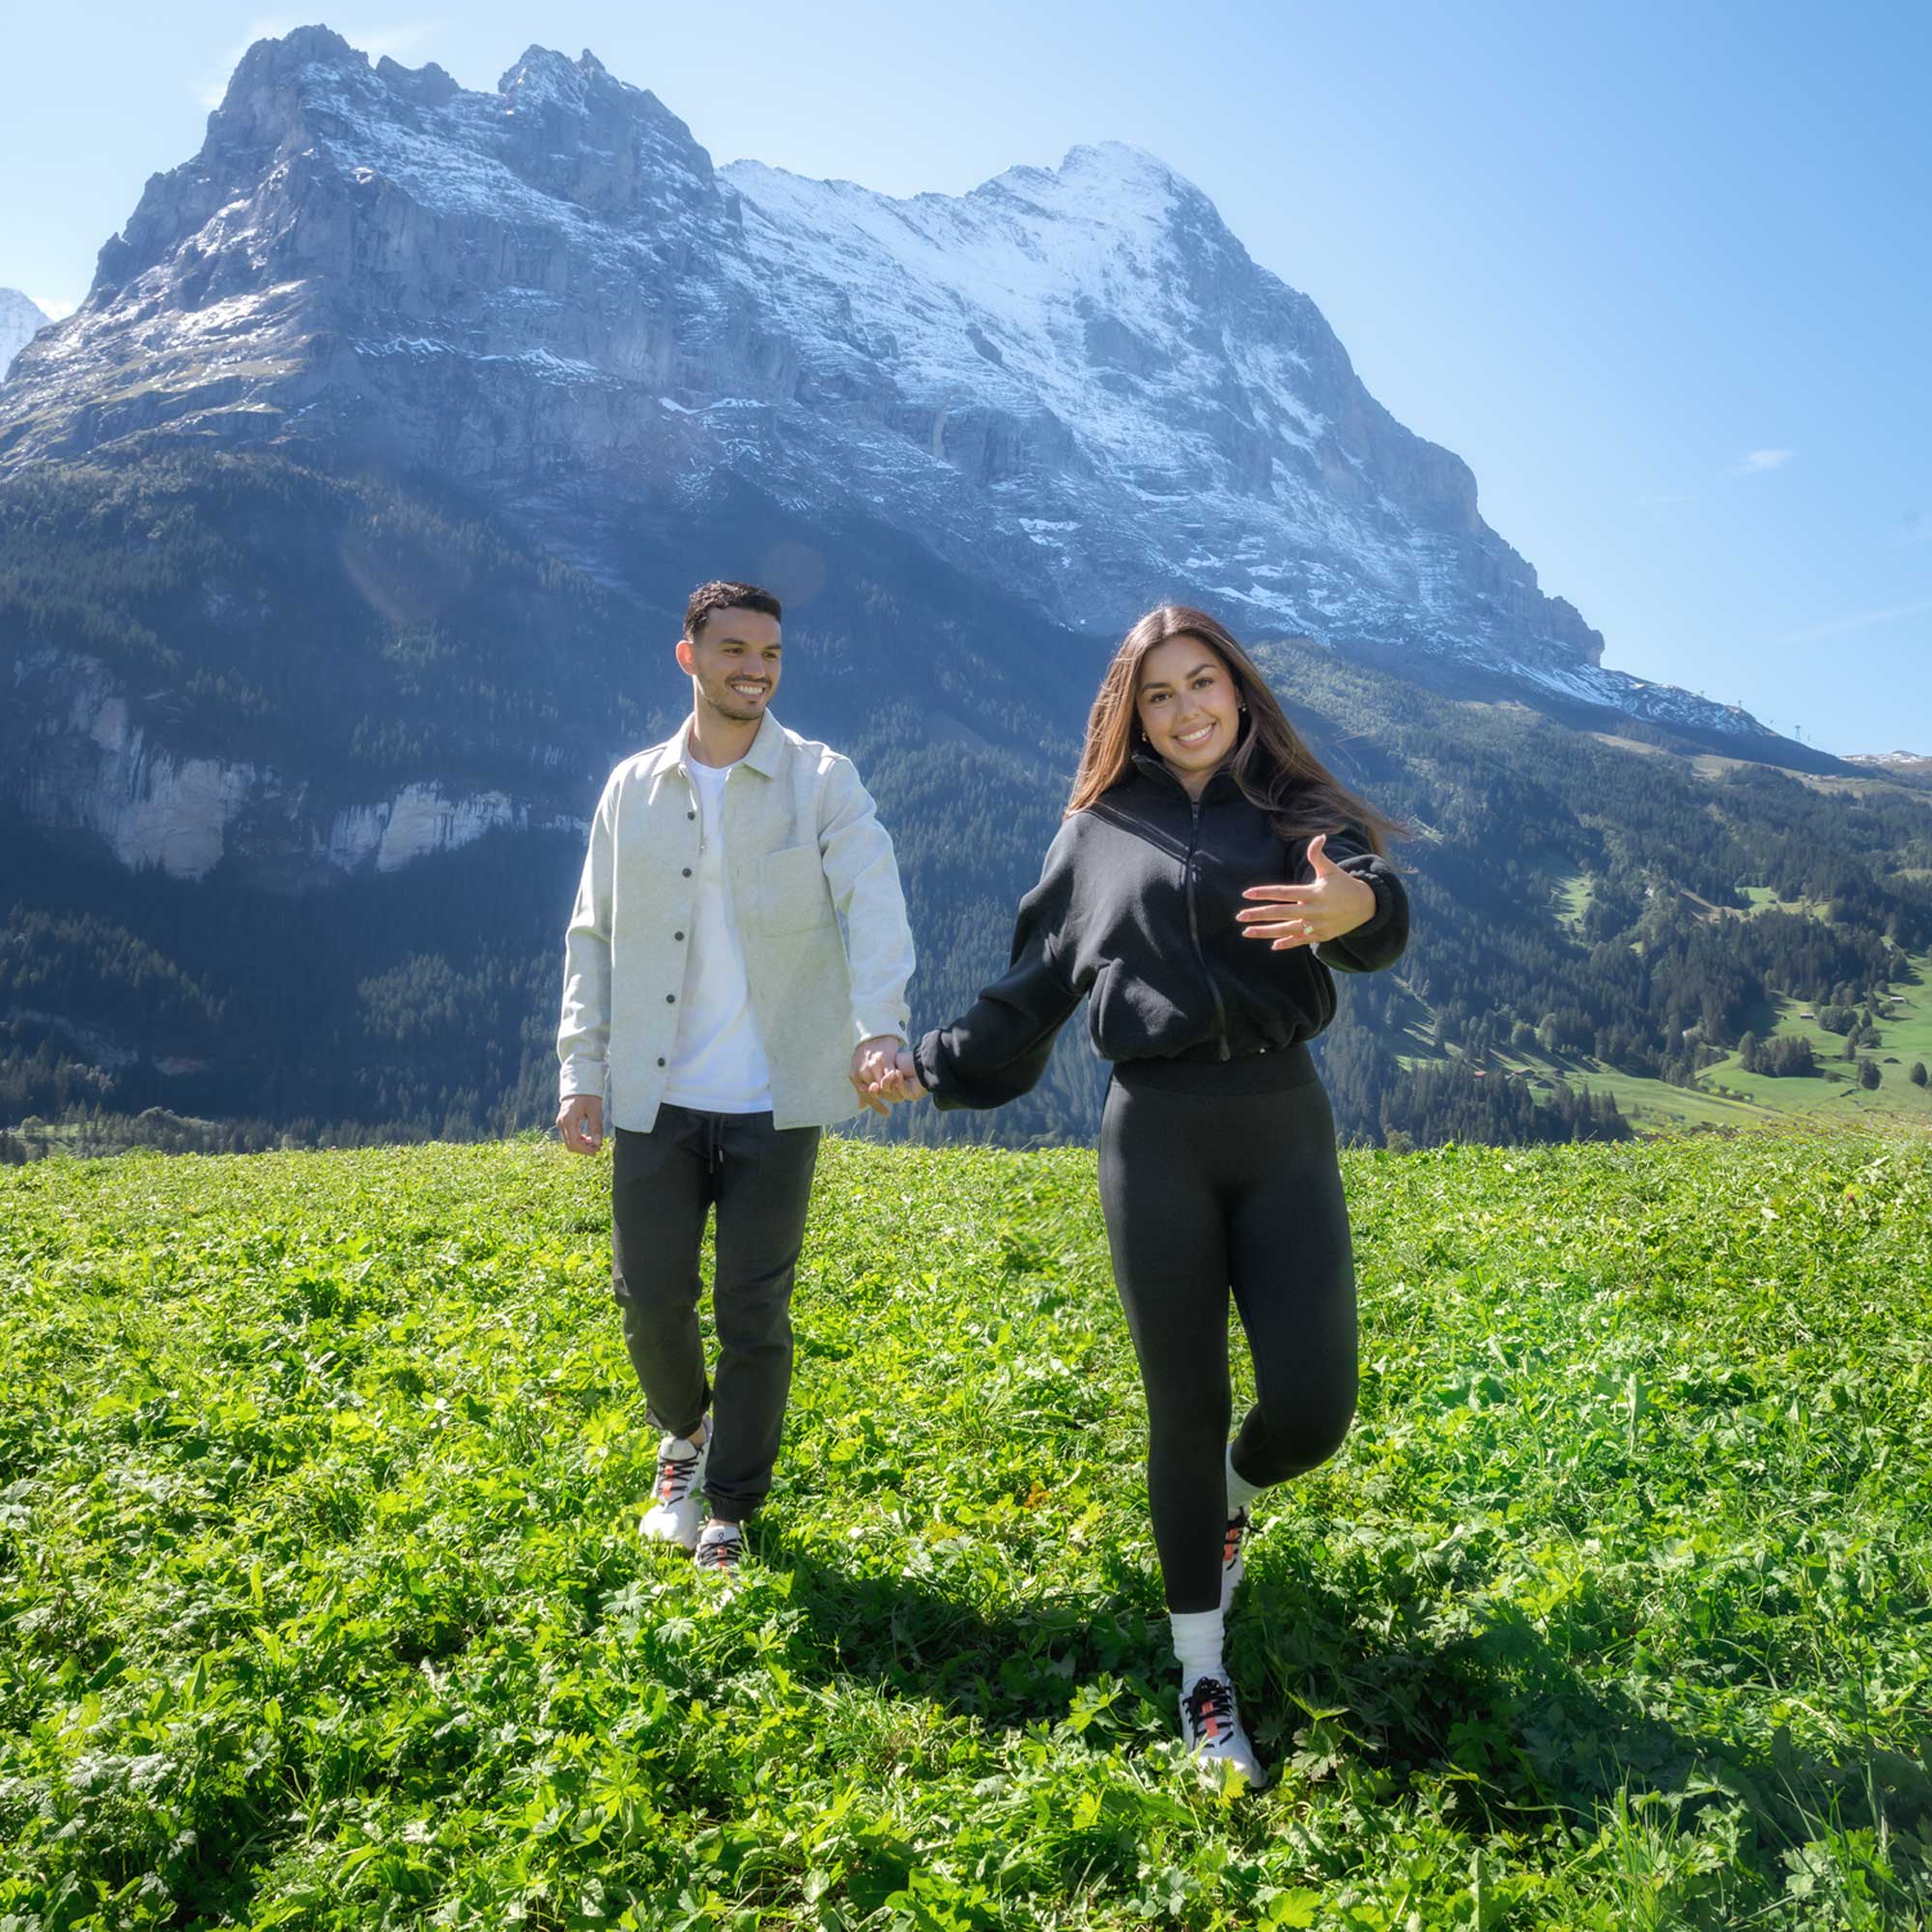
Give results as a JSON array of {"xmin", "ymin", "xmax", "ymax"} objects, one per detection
[
  {"xmin": 558, "ymin": 1048, "xmax": 910, "ymax": 1141},
  {"xmin": 1236, "ymin": 833, "xmax": 1378, "ymax": 952},
  {"xmin": 867, "ymin": 1045, "xmax": 928, "ymax": 1107},
  {"xmin": 851, "ymin": 1035, "xmax": 911, "ymax": 1116},
  {"xmin": 556, "ymin": 1094, "xmax": 604, "ymax": 1154}
]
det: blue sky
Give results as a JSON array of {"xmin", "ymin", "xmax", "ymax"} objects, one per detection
[{"xmin": 5, "ymin": 2, "xmax": 1926, "ymax": 754}]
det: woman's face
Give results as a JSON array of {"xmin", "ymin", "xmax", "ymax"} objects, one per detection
[{"xmin": 1134, "ymin": 636, "xmax": 1241, "ymax": 781}]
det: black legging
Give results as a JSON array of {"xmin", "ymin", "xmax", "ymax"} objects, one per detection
[{"xmin": 1097, "ymin": 1046, "xmax": 1358, "ymax": 1613}]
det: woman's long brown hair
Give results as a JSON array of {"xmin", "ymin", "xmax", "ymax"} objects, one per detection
[{"xmin": 1066, "ymin": 605, "xmax": 1402, "ymax": 855}]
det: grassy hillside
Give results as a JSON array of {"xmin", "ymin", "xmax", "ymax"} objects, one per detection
[
  {"xmin": 1464, "ymin": 947, "xmax": 1932, "ymax": 1137},
  {"xmin": 1699, "ymin": 952, "xmax": 1932, "ymax": 1123},
  {"xmin": 3, "ymin": 1130, "xmax": 1929, "ymax": 1928}
]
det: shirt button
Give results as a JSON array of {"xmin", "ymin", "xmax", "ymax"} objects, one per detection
[
  {"xmin": 688, "ymin": 810, "xmax": 696, "ymax": 820},
  {"xmin": 657, "ymin": 1057, "xmax": 666, "ymax": 1067},
  {"xmin": 673, "ymin": 930, "xmax": 685, "ymax": 941},
  {"xmin": 666, "ymin": 993, "xmax": 676, "ymax": 1004},
  {"xmin": 682, "ymin": 867, "xmax": 692, "ymax": 877}
]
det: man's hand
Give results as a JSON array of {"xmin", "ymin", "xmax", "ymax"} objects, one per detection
[
  {"xmin": 556, "ymin": 1094, "xmax": 605, "ymax": 1154},
  {"xmin": 868, "ymin": 1045, "xmax": 929, "ymax": 1105},
  {"xmin": 851, "ymin": 1036, "xmax": 904, "ymax": 1116},
  {"xmin": 1236, "ymin": 833, "xmax": 1378, "ymax": 951}
]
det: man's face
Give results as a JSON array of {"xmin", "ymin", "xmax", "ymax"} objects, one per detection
[{"xmin": 676, "ymin": 607, "xmax": 782, "ymax": 724}]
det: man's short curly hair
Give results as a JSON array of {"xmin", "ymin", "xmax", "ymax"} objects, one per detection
[{"xmin": 684, "ymin": 580, "xmax": 782, "ymax": 643}]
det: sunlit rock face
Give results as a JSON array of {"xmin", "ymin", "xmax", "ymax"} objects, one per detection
[
  {"xmin": 0, "ymin": 29, "xmax": 1788, "ymax": 879},
  {"xmin": 1, "ymin": 29, "xmax": 1614, "ymax": 668},
  {"xmin": 8, "ymin": 650, "xmax": 566, "ymax": 882}
]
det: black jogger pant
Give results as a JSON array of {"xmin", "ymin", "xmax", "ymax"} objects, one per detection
[
  {"xmin": 610, "ymin": 1104, "xmax": 822, "ymax": 1524},
  {"xmin": 1097, "ymin": 1046, "xmax": 1358, "ymax": 1613}
]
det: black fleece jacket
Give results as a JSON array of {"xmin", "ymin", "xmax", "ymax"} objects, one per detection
[{"xmin": 914, "ymin": 755, "xmax": 1408, "ymax": 1110}]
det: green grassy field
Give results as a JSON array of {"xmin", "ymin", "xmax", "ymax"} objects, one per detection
[
  {"xmin": 4, "ymin": 1132, "xmax": 1931, "ymax": 1929},
  {"xmin": 1530, "ymin": 1064, "xmax": 1780, "ymax": 1133},
  {"xmin": 1392, "ymin": 1047, "xmax": 1790, "ymax": 1137},
  {"xmin": 1735, "ymin": 888, "xmax": 1833, "ymax": 922},
  {"xmin": 1457, "ymin": 949, "xmax": 1932, "ymax": 1138},
  {"xmin": 1551, "ymin": 875, "xmax": 1594, "ymax": 935},
  {"xmin": 1692, "ymin": 952, "xmax": 1932, "ymax": 1129}
]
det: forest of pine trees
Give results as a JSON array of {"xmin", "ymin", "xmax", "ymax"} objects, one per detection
[{"xmin": 6, "ymin": 457, "xmax": 1931, "ymax": 1157}]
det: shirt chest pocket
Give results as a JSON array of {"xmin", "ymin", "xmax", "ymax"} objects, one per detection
[{"xmin": 759, "ymin": 844, "xmax": 834, "ymax": 934}]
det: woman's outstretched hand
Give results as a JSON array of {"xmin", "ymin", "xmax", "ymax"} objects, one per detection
[
  {"xmin": 868, "ymin": 1045, "xmax": 929, "ymax": 1105},
  {"xmin": 1236, "ymin": 833, "xmax": 1378, "ymax": 951}
]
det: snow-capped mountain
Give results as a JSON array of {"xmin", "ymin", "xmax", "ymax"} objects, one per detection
[
  {"xmin": 0, "ymin": 290, "xmax": 48, "ymax": 382},
  {"xmin": 1848, "ymin": 751, "xmax": 1932, "ymax": 779},
  {"xmin": 5, "ymin": 29, "xmax": 1834, "ymax": 892},
  {"xmin": 1, "ymin": 30, "xmax": 1782, "ymax": 746}
]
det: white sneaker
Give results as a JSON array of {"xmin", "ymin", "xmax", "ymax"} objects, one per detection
[
  {"xmin": 1179, "ymin": 1674, "xmax": 1265, "ymax": 1790},
  {"xmin": 1221, "ymin": 1509, "xmax": 1248, "ymax": 1615},
  {"xmin": 639, "ymin": 1425, "xmax": 708, "ymax": 1551},
  {"xmin": 693, "ymin": 1517, "xmax": 745, "ymax": 1583}
]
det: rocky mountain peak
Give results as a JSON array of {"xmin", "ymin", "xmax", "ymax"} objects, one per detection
[
  {"xmin": 206, "ymin": 25, "xmax": 363, "ymax": 152},
  {"xmin": 493, "ymin": 43, "xmax": 715, "ymax": 209},
  {"xmin": 497, "ymin": 44, "xmax": 605, "ymax": 104},
  {"xmin": 979, "ymin": 140, "xmax": 1186, "ymax": 203},
  {"xmin": 374, "ymin": 56, "xmax": 461, "ymax": 106},
  {"xmin": 0, "ymin": 291, "xmax": 48, "ymax": 382},
  {"xmin": 2, "ymin": 28, "xmax": 1795, "ymax": 755},
  {"xmin": 254, "ymin": 22, "xmax": 359, "ymax": 69}
]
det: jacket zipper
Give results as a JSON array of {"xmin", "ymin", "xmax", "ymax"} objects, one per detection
[{"xmin": 1186, "ymin": 796, "xmax": 1232, "ymax": 1061}]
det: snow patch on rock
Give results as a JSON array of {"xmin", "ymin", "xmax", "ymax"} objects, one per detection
[{"xmin": 0, "ymin": 289, "xmax": 49, "ymax": 382}]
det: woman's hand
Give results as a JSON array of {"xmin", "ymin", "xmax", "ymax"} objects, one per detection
[
  {"xmin": 1236, "ymin": 834, "xmax": 1378, "ymax": 951},
  {"xmin": 868, "ymin": 1045, "xmax": 929, "ymax": 1104}
]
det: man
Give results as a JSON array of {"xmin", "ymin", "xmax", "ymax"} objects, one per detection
[{"xmin": 556, "ymin": 580, "xmax": 915, "ymax": 1578}]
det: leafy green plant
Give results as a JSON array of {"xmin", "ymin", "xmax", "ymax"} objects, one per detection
[{"xmin": 1, "ymin": 1128, "xmax": 1928, "ymax": 1927}]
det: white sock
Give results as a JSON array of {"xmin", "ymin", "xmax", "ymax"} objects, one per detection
[
  {"xmin": 1170, "ymin": 1608, "xmax": 1225, "ymax": 1688},
  {"xmin": 1226, "ymin": 1442, "xmax": 1264, "ymax": 1515}
]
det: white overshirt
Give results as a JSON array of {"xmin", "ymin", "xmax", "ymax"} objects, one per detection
[
  {"xmin": 557, "ymin": 711, "xmax": 916, "ymax": 1133},
  {"xmin": 662, "ymin": 758, "xmax": 775, "ymax": 1114}
]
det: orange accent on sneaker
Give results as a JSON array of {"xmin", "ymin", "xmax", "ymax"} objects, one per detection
[{"xmin": 1223, "ymin": 1511, "xmax": 1247, "ymax": 1565}]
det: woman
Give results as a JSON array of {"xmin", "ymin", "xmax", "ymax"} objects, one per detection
[{"xmin": 873, "ymin": 605, "xmax": 1407, "ymax": 1787}]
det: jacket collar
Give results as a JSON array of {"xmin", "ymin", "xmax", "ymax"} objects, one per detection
[
  {"xmin": 1129, "ymin": 749, "xmax": 1241, "ymax": 804},
  {"xmin": 741, "ymin": 708, "xmax": 786, "ymax": 777},
  {"xmin": 650, "ymin": 708, "xmax": 786, "ymax": 780}
]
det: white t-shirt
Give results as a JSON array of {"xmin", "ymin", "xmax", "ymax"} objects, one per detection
[{"xmin": 662, "ymin": 759, "xmax": 776, "ymax": 1114}]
